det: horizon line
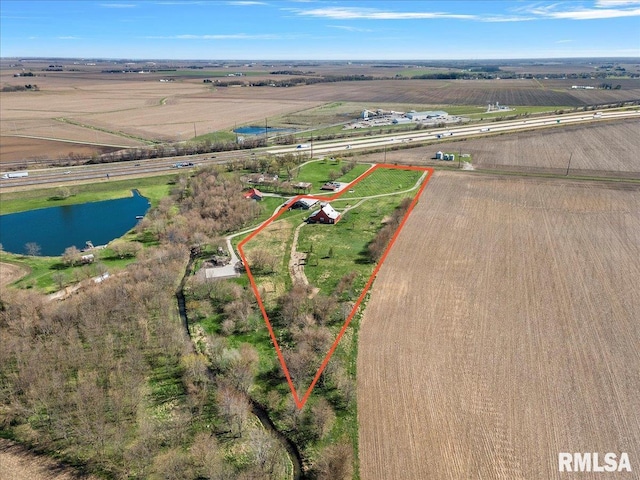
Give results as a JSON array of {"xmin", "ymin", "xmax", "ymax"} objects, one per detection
[{"xmin": 3, "ymin": 55, "xmax": 640, "ymax": 61}]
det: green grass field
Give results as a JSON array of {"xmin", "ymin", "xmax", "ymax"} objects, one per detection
[
  {"xmin": 338, "ymin": 168, "xmax": 424, "ymax": 199},
  {"xmin": 292, "ymin": 160, "xmax": 371, "ymax": 194},
  {"xmin": 192, "ymin": 130, "xmax": 238, "ymax": 144}
]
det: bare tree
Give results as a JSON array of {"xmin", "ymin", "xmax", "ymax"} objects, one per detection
[
  {"xmin": 311, "ymin": 397, "xmax": 336, "ymax": 439},
  {"xmin": 248, "ymin": 248, "xmax": 278, "ymax": 274},
  {"xmin": 150, "ymin": 448, "xmax": 195, "ymax": 480},
  {"xmin": 313, "ymin": 441, "xmax": 353, "ymax": 480},
  {"xmin": 52, "ymin": 271, "xmax": 66, "ymax": 290},
  {"xmin": 217, "ymin": 384, "xmax": 250, "ymax": 438},
  {"xmin": 62, "ymin": 245, "xmax": 81, "ymax": 266},
  {"xmin": 248, "ymin": 427, "xmax": 284, "ymax": 478},
  {"xmin": 190, "ymin": 432, "xmax": 229, "ymax": 480},
  {"xmin": 24, "ymin": 242, "xmax": 41, "ymax": 256}
]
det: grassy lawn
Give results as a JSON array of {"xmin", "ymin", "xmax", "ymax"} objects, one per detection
[
  {"xmin": 0, "ymin": 174, "xmax": 177, "ymax": 214},
  {"xmin": 233, "ymin": 160, "xmax": 373, "ymax": 248},
  {"xmin": 0, "ymin": 250, "xmax": 138, "ymax": 293},
  {"xmin": 338, "ymin": 167, "xmax": 424, "ymax": 199},
  {"xmin": 299, "ymin": 193, "xmax": 415, "ymax": 295},
  {"xmin": 292, "ymin": 160, "xmax": 371, "ymax": 194},
  {"xmin": 254, "ymin": 196, "xmax": 288, "ymax": 224}
]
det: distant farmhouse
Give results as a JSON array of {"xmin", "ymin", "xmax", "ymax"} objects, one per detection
[
  {"xmin": 308, "ymin": 203, "xmax": 341, "ymax": 224},
  {"xmin": 243, "ymin": 188, "xmax": 263, "ymax": 201}
]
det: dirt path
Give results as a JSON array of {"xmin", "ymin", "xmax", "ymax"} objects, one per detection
[
  {"xmin": 0, "ymin": 440, "xmax": 97, "ymax": 480},
  {"xmin": 288, "ymin": 222, "xmax": 320, "ymax": 300}
]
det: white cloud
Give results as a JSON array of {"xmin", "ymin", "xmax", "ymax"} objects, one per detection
[
  {"xmin": 144, "ymin": 33, "xmax": 288, "ymax": 40},
  {"xmin": 555, "ymin": 39, "xmax": 574, "ymax": 43},
  {"xmin": 58, "ymin": 36, "xmax": 81, "ymax": 40},
  {"xmin": 528, "ymin": 3, "xmax": 640, "ymax": 19},
  {"xmin": 595, "ymin": 0, "xmax": 640, "ymax": 6},
  {"xmin": 292, "ymin": 3, "xmax": 640, "ymax": 23},
  {"xmin": 292, "ymin": 7, "xmax": 475, "ymax": 20},
  {"xmin": 327, "ymin": 25, "xmax": 373, "ymax": 32},
  {"xmin": 478, "ymin": 15, "xmax": 537, "ymax": 22}
]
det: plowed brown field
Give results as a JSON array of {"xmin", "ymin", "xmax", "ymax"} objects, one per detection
[{"xmin": 358, "ymin": 171, "xmax": 640, "ymax": 479}]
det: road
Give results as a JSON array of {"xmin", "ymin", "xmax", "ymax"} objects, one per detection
[
  {"xmin": 267, "ymin": 110, "xmax": 639, "ymax": 156},
  {"xmin": 1, "ymin": 109, "xmax": 638, "ymax": 191}
]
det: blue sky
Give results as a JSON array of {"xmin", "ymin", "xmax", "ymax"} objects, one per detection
[{"xmin": 1, "ymin": 1, "xmax": 639, "ymax": 59}]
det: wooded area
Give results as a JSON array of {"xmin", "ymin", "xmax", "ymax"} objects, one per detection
[{"xmin": 0, "ymin": 166, "xmax": 354, "ymax": 479}]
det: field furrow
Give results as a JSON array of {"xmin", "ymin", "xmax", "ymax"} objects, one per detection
[{"xmin": 358, "ymin": 171, "xmax": 640, "ymax": 479}]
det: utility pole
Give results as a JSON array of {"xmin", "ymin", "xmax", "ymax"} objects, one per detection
[
  {"xmin": 193, "ymin": 122, "xmax": 197, "ymax": 139},
  {"xmin": 265, "ymin": 118, "xmax": 268, "ymax": 142},
  {"xmin": 565, "ymin": 152, "xmax": 573, "ymax": 176}
]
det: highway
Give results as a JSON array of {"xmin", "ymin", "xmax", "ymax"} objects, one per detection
[
  {"xmin": 267, "ymin": 109, "xmax": 640, "ymax": 156},
  {"xmin": 1, "ymin": 109, "xmax": 638, "ymax": 190}
]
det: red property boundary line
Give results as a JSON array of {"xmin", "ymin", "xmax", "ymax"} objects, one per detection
[{"xmin": 238, "ymin": 164, "xmax": 434, "ymax": 409}]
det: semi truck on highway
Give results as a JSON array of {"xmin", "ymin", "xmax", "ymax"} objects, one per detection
[{"xmin": 1, "ymin": 171, "xmax": 28, "ymax": 179}]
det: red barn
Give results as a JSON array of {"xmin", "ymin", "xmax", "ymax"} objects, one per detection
[
  {"xmin": 243, "ymin": 188, "xmax": 263, "ymax": 201},
  {"xmin": 308, "ymin": 203, "xmax": 341, "ymax": 224}
]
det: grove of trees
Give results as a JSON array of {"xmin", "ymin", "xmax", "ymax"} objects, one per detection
[{"xmin": 1, "ymin": 165, "xmax": 356, "ymax": 479}]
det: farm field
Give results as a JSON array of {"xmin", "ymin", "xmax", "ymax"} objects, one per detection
[
  {"xmin": 0, "ymin": 76, "xmax": 321, "ymax": 161},
  {"xmin": 0, "ymin": 136, "xmax": 123, "ymax": 165},
  {"xmin": 356, "ymin": 119, "xmax": 640, "ymax": 177},
  {"xmin": 357, "ymin": 171, "xmax": 640, "ymax": 479},
  {"xmin": 3, "ymin": 62, "xmax": 639, "ymax": 164},
  {"xmin": 216, "ymin": 78, "xmax": 640, "ymax": 107}
]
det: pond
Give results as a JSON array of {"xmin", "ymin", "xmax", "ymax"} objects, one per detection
[
  {"xmin": 234, "ymin": 125, "xmax": 295, "ymax": 136},
  {"xmin": 0, "ymin": 190, "xmax": 150, "ymax": 256}
]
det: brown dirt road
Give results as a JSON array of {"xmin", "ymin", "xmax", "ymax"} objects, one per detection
[{"xmin": 357, "ymin": 171, "xmax": 640, "ymax": 479}]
